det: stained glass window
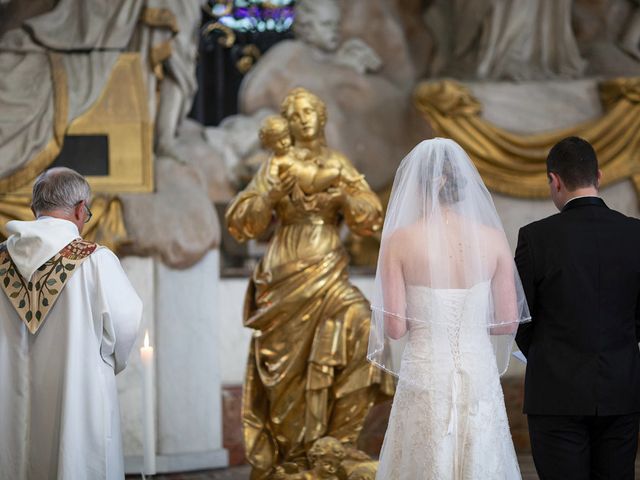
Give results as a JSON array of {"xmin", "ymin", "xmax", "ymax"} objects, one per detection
[
  {"xmin": 207, "ymin": 0, "xmax": 295, "ymax": 33},
  {"xmin": 193, "ymin": 1, "xmax": 296, "ymax": 126}
]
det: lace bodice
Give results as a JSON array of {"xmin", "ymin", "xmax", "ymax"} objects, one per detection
[
  {"xmin": 400, "ymin": 281, "xmax": 498, "ymax": 392},
  {"xmin": 404, "ymin": 281, "xmax": 491, "ymax": 326}
]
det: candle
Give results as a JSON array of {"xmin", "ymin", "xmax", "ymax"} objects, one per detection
[{"xmin": 140, "ymin": 330, "xmax": 156, "ymax": 475}]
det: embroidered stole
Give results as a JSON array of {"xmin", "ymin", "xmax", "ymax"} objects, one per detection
[{"xmin": 0, "ymin": 239, "xmax": 98, "ymax": 334}]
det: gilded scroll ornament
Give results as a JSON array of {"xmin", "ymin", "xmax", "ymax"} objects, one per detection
[
  {"xmin": 236, "ymin": 45, "xmax": 262, "ymax": 74},
  {"xmin": 202, "ymin": 22, "xmax": 236, "ymax": 48}
]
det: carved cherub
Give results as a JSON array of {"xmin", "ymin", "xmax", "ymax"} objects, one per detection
[
  {"xmin": 307, "ymin": 437, "xmax": 346, "ymax": 480},
  {"xmin": 270, "ymin": 437, "xmax": 347, "ymax": 480}
]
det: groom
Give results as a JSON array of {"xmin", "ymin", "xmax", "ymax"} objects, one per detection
[{"xmin": 515, "ymin": 137, "xmax": 640, "ymax": 479}]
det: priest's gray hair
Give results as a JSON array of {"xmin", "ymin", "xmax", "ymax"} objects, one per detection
[{"xmin": 31, "ymin": 167, "xmax": 91, "ymax": 216}]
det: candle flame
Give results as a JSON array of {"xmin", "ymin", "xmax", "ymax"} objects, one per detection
[{"xmin": 144, "ymin": 330, "xmax": 149, "ymax": 348}]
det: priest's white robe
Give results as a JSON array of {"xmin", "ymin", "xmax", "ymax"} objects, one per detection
[{"xmin": 0, "ymin": 217, "xmax": 142, "ymax": 480}]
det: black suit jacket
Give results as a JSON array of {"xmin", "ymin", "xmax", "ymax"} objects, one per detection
[{"xmin": 515, "ymin": 196, "xmax": 640, "ymax": 415}]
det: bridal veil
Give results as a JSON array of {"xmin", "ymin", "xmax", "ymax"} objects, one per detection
[{"xmin": 367, "ymin": 138, "xmax": 531, "ymax": 381}]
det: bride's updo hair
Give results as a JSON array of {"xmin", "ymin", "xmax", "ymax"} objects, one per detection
[
  {"xmin": 438, "ymin": 150, "xmax": 467, "ymax": 204},
  {"xmin": 413, "ymin": 138, "xmax": 469, "ymax": 206}
]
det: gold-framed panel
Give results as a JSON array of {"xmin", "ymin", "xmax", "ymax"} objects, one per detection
[{"xmin": 13, "ymin": 52, "xmax": 154, "ymax": 194}]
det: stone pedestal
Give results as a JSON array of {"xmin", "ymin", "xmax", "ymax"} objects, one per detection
[{"xmin": 118, "ymin": 250, "xmax": 228, "ymax": 474}]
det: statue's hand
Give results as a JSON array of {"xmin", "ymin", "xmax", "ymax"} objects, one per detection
[
  {"xmin": 267, "ymin": 174, "xmax": 296, "ymax": 203},
  {"xmin": 317, "ymin": 186, "xmax": 346, "ymax": 205}
]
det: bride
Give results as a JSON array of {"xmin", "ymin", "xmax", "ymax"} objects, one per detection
[{"xmin": 368, "ymin": 138, "xmax": 530, "ymax": 479}]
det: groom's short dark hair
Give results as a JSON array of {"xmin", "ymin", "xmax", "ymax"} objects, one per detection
[{"xmin": 546, "ymin": 137, "xmax": 599, "ymax": 190}]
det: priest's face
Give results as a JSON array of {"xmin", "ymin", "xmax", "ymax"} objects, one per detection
[{"xmin": 288, "ymin": 97, "xmax": 320, "ymax": 142}]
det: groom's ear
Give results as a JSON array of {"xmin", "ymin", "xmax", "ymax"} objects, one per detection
[
  {"xmin": 596, "ymin": 169, "xmax": 603, "ymax": 189},
  {"xmin": 548, "ymin": 172, "xmax": 562, "ymax": 192}
]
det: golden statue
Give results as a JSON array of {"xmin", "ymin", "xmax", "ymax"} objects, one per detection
[{"xmin": 226, "ymin": 87, "xmax": 393, "ymax": 479}]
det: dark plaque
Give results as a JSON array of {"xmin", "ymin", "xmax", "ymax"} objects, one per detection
[{"xmin": 51, "ymin": 135, "xmax": 109, "ymax": 176}]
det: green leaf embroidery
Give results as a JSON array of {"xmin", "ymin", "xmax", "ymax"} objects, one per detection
[
  {"xmin": 42, "ymin": 298, "xmax": 49, "ymax": 307},
  {"xmin": 18, "ymin": 300, "xmax": 25, "ymax": 308},
  {"xmin": 49, "ymin": 289, "xmax": 58, "ymax": 295},
  {"xmin": 55, "ymin": 264, "xmax": 63, "ymax": 273},
  {"xmin": 46, "ymin": 279, "xmax": 56, "ymax": 286},
  {"xmin": 35, "ymin": 311, "xmax": 41, "ymax": 321},
  {"xmin": 0, "ymin": 269, "xmax": 6, "ymax": 275},
  {"xmin": 25, "ymin": 311, "xmax": 32, "ymax": 321},
  {"xmin": 3, "ymin": 277, "xmax": 8, "ymax": 288},
  {"xmin": 64, "ymin": 263, "xmax": 75, "ymax": 271},
  {"xmin": 9, "ymin": 292, "xmax": 19, "ymax": 298},
  {"xmin": 11, "ymin": 281, "xmax": 21, "ymax": 288}
]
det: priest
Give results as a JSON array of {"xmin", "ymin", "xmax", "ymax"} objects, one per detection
[{"xmin": 0, "ymin": 167, "xmax": 142, "ymax": 479}]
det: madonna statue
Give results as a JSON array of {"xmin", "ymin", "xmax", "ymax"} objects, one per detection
[{"xmin": 226, "ymin": 87, "xmax": 393, "ymax": 479}]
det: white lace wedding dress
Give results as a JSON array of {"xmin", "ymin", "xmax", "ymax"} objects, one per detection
[{"xmin": 376, "ymin": 282, "xmax": 521, "ymax": 480}]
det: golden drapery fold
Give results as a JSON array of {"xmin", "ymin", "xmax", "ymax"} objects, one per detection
[
  {"xmin": 0, "ymin": 195, "xmax": 128, "ymax": 252},
  {"xmin": 413, "ymin": 78, "xmax": 640, "ymax": 199},
  {"xmin": 242, "ymin": 249, "xmax": 388, "ymax": 473}
]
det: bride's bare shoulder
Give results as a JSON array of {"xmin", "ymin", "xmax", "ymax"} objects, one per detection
[
  {"xmin": 384, "ymin": 222, "xmax": 426, "ymax": 249},
  {"xmin": 479, "ymin": 224, "xmax": 511, "ymax": 253}
]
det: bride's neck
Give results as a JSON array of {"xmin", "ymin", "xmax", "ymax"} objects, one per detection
[{"xmin": 422, "ymin": 204, "xmax": 455, "ymax": 219}]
